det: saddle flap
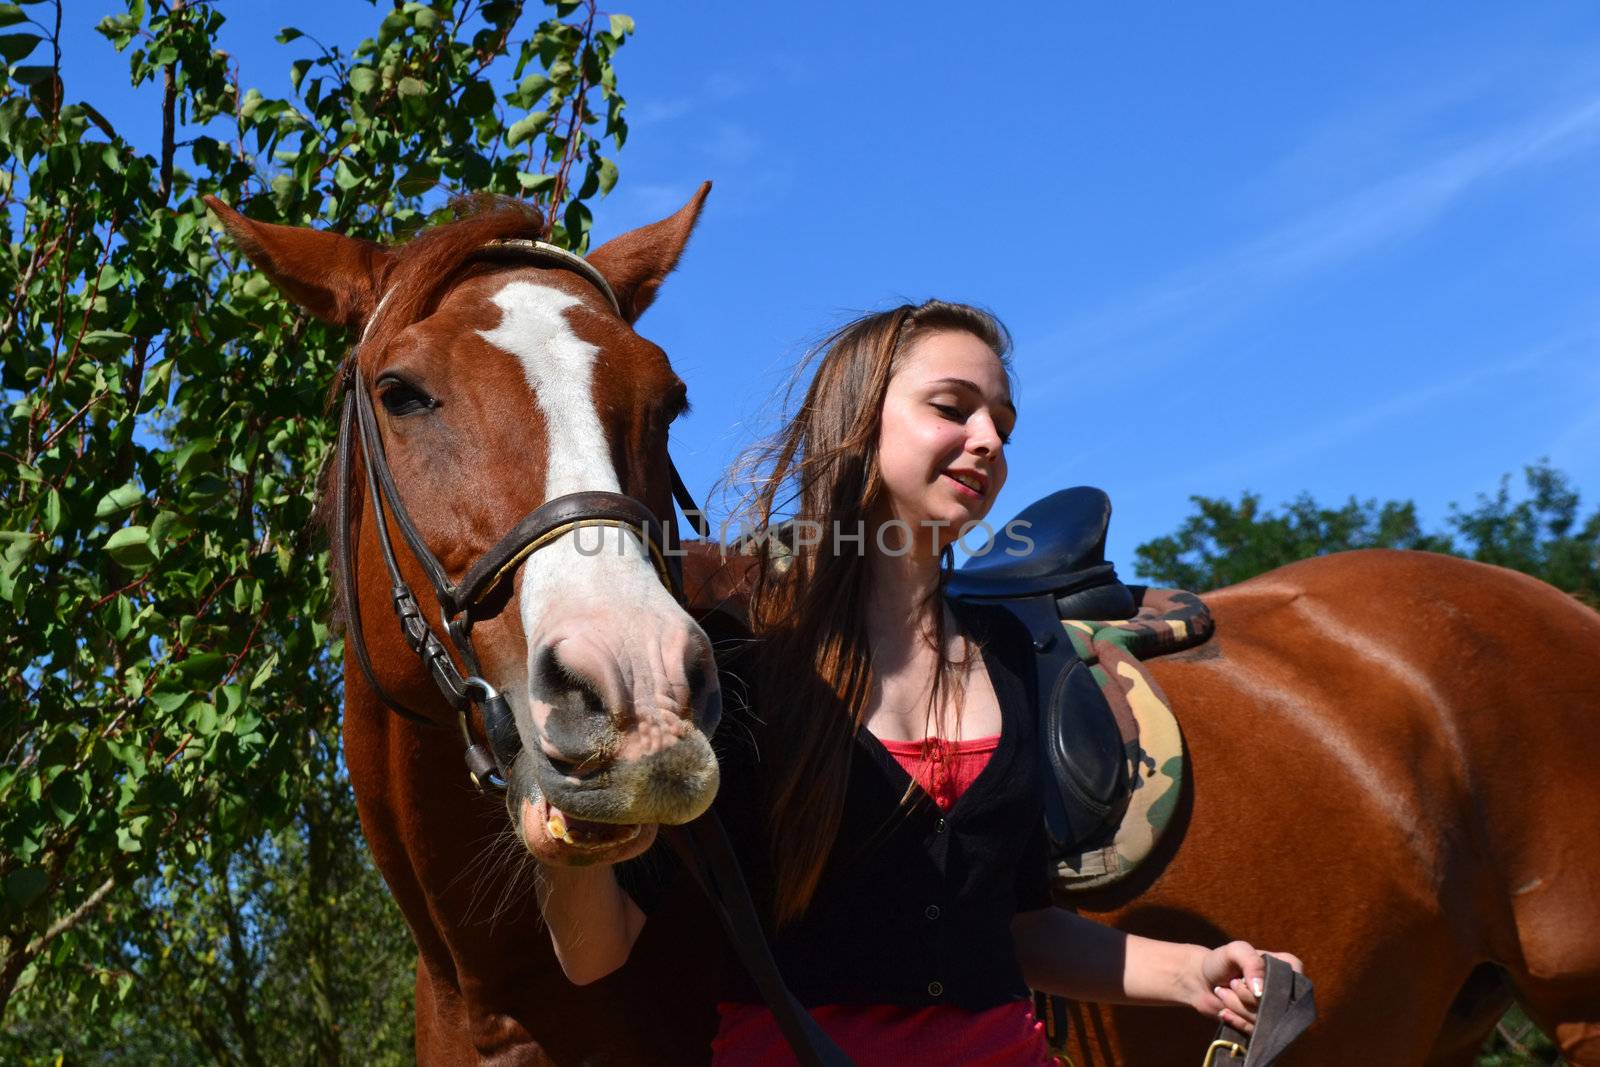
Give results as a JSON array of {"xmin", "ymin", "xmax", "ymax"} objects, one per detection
[
  {"xmin": 1040, "ymin": 658, "xmax": 1131, "ymax": 853},
  {"xmin": 997, "ymin": 594, "xmax": 1133, "ymax": 855}
]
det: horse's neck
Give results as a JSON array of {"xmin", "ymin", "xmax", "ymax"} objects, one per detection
[{"xmin": 682, "ymin": 542, "xmax": 756, "ymax": 623}]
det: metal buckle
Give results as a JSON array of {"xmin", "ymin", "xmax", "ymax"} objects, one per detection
[
  {"xmin": 457, "ymin": 675, "xmax": 509, "ymax": 792},
  {"xmin": 1201, "ymin": 1039, "xmax": 1247, "ymax": 1067}
]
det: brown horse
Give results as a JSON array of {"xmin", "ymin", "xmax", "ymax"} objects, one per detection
[
  {"xmin": 209, "ymin": 188, "xmax": 734, "ymax": 1064},
  {"xmin": 212, "ymin": 189, "xmax": 1600, "ymax": 1065},
  {"xmin": 1060, "ymin": 550, "xmax": 1600, "ymax": 1066}
]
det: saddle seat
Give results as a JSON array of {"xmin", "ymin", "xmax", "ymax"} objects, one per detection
[{"xmin": 947, "ymin": 486, "xmax": 1137, "ymax": 621}]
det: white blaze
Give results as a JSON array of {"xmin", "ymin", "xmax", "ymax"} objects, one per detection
[{"xmin": 476, "ymin": 281, "xmax": 679, "ymax": 663}]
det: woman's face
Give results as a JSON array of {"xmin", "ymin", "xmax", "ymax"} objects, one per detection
[{"xmin": 871, "ymin": 329, "xmax": 1015, "ymax": 551}]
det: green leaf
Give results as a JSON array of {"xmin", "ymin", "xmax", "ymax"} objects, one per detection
[
  {"xmin": 507, "ymin": 111, "xmax": 548, "ymax": 147},
  {"xmin": 609, "ymin": 13, "xmax": 635, "ymax": 36},
  {"xmin": 10, "ymin": 63, "xmax": 50, "ymax": 86},
  {"xmin": 348, "ymin": 66, "xmax": 378, "ymax": 94},
  {"xmin": 509, "ymin": 72, "xmax": 550, "ymax": 107},
  {"xmin": 240, "ymin": 87, "xmax": 264, "ymax": 119},
  {"xmin": 247, "ymin": 651, "xmax": 279, "ymax": 692},
  {"xmin": 0, "ymin": 5, "xmax": 26, "ymax": 29},
  {"xmin": 334, "ymin": 159, "xmax": 362, "ymax": 190},
  {"xmin": 189, "ymin": 701, "xmax": 219, "ymax": 735},
  {"xmin": 174, "ymin": 652, "xmax": 227, "ymax": 686},
  {"xmin": 104, "ymin": 525, "xmax": 155, "ymax": 569},
  {"xmin": 95, "ymin": 482, "xmax": 144, "ymax": 518},
  {"xmin": 396, "ymin": 164, "xmax": 439, "ymax": 195},
  {"xmin": 396, "ymin": 76, "xmax": 425, "ymax": 98},
  {"xmin": 4, "ymin": 867, "xmax": 47, "ymax": 907},
  {"xmin": 597, "ymin": 156, "xmax": 618, "ymax": 195},
  {"xmin": 78, "ymin": 329, "xmax": 132, "ymax": 356},
  {"xmin": 276, "ymin": 26, "xmax": 303, "ymax": 43},
  {"xmin": 0, "ymin": 31, "xmax": 39, "ymax": 62},
  {"xmin": 41, "ymin": 488, "xmax": 60, "ymax": 535},
  {"xmin": 517, "ymin": 171, "xmax": 556, "ymax": 194},
  {"xmin": 48, "ymin": 775, "xmax": 83, "ymax": 825}
]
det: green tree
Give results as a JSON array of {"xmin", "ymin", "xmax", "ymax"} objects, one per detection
[
  {"xmin": 0, "ymin": 0, "xmax": 632, "ymax": 1058},
  {"xmin": 1133, "ymin": 462, "xmax": 1598, "ymax": 604}
]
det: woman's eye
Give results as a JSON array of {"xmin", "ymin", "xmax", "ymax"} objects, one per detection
[
  {"xmin": 378, "ymin": 379, "xmax": 437, "ymax": 416},
  {"xmin": 931, "ymin": 402, "xmax": 963, "ymax": 420}
]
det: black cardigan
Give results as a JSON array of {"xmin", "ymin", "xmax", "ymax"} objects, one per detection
[{"xmin": 618, "ymin": 598, "xmax": 1051, "ymax": 1010}]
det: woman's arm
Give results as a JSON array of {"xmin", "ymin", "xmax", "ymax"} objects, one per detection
[
  {"xmin": 1012, "ymin": 907, "xmax": 1301, "ymax": 1033},
  {"xmin": 535, "ymin": 865, "xmax": 647, "ymax": 986}
]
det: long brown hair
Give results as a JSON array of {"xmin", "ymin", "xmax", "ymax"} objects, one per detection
[{"xmin": 736, "ymin": 300, "xmax": 1013, "ymax": 926}]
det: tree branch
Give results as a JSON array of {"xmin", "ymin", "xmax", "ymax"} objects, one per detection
[{"xmin": 25, "ymin": 874, "xmax": 119, "ymax": 957}]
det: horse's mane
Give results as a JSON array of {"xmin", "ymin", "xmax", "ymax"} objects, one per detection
[{"xmin": 312, "ymin": 195, "xmax": 548, "ymax": 628}]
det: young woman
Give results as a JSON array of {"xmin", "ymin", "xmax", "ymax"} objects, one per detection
[{"xmin": 537, "ymin": 301, "xmax": 1302, "ymax": 1065}]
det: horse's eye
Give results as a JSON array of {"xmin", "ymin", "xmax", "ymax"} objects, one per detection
[{"xmin": 377, "ymin": 376, "xmax": 436, "ymax": 417}]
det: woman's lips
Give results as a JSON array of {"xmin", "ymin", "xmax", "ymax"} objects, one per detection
[{"xmin": 943, "ymin": 471, "xmax": 984, "ymax": 499}]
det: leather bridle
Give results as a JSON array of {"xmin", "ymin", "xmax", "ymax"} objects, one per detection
[{"xmin": 332, "ymin": 238, "xmax": 705, "ymax": 792}]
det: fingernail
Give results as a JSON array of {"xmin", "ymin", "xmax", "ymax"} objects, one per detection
[
  {"xmin": 1251, "ymin": 978, "xmax": 1264, "ymax": 997},
  {"xmin": 1213, "ymin": 985, "xmax": 1226, "ymax": 997}
]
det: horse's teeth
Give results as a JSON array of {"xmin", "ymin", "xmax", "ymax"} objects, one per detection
[{"xmin": 546, "ymin": 811, "xmax": 573, "ymax": 844}]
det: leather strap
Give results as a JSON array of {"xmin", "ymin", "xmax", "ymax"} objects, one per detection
[
  {"xmin": 1205, "ymin": 955, "xmax": 1316, "ymax": 1067},
  {"xmin": 334, "ymin": 393, "xmax": 436, "ymax": 727},
  {"xmin": 666, "ymin": 817, "xmax": 855, "ymax": 1067},
  {"xmin": 453, "ymin": 491, "xmax": 673, "ymax": 616}
]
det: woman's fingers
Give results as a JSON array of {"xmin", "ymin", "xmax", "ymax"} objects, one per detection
[
  {"xmin": 1264, "ymin": 950, "xmax": 1304, "ymax": 974},
  {"xmin": 1211, "ymin": 983, "xmax": 1256, "ymax": 1033},
  {"xmin": 1218, "ymin": 1009, "xmax": 1255, "ymax": 1035},
  {"xmin": 1226, "ymin": 941, "xmax": 1268, "ymax": 998}
]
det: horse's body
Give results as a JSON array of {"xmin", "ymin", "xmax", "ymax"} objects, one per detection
[
  {"xmin": 212, "ymin": 193, "xmax": 1600, "ymax": 1064},
  {"xmin": 1063, "ymin": 549, "xmax": 1600, "ymax": 1066}
]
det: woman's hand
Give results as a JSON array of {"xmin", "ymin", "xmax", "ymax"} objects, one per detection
[{"xmin": 1188, "ymin": 941, "xmax": 1304, "ymax": 1034}]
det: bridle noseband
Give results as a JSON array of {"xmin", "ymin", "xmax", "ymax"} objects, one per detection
[{"xmin": 333, "ymin": 239, "xmax": 707, "ymax": 792}]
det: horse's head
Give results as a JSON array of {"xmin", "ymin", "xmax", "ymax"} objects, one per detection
[{"xmin": 207, "ymin": 188, "xmax": 720, "ymax": 866}]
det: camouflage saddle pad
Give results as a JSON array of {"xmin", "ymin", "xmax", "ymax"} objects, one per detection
[{"xmin": 1052, "ymin": 587, "xmax": 1212, "ymax": 893}]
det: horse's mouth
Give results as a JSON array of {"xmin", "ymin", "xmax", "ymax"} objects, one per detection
[
  {"xmin": 519, "ymin": 795, "xmax": 654, "ymax": 862},
  {"xmin": 544, "ymin": 800, "xmax": 643, "ymax": 849}
]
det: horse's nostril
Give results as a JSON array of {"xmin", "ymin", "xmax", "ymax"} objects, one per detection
[
  {"xmin": 544, "ymin": 748, "xmax": 610, "ymax": 780},
  {"xmin": 536, "ymin": 641, "xmax": 605, "ymax": 719}
]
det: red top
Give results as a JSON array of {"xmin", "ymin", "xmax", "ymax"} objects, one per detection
[
  {"xmin": 710, "ymin": 734, "xmax": 1051, "ymax": 1066},
  {"xmin": 878, "ymin": 733, "xmax": 1001, "ymax": 812}
]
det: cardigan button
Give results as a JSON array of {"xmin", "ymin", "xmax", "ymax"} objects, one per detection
[
  {"xmin": 934, "ymin": 817, "xmax": 946, "ymax": 833},
  {"xmin": 927, "ymin": 980, "xmax": 944, "ymax": 997},
  {"xmin": 925, "ymin": 904, "xmax": 940, "ymax": 920}
]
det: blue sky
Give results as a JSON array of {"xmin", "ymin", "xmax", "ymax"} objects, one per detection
[{"xmin": 60, "ymin": 2, "xmax": 1600, "ymax": 570}]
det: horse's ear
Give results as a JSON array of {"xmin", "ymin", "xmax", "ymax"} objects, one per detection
[
  {"xmin": 587, "ymin": 181, "xmax": 711, "ymax": 324},
  {"xmin": 203, "ymin": 196, "xmax": 390, "ymax": 330}
]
